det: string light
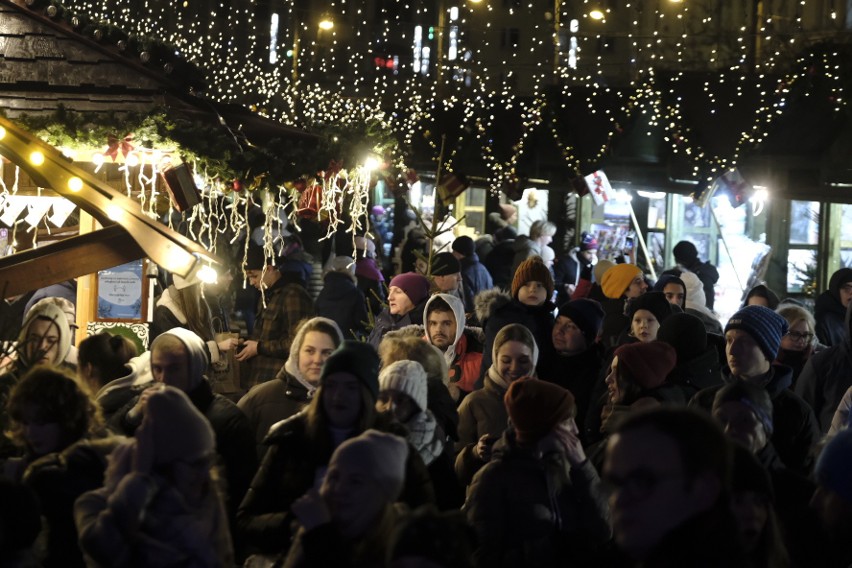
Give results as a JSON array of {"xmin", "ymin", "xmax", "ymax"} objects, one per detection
[{"xmin": 34, "ymin": 0, "xmax": 834, "ymax": 205}]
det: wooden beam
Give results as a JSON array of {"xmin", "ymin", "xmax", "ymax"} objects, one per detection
[{"xmin": 0, "ymin": 224, "xmax": 144, "ymax": 298}]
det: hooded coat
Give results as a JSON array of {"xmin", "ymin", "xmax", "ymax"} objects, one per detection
[
  {"xmin": 238, "ymin": 318, "xmax": 344, "ymax": 458},
  {"xmin": 0, "ymin": 302, "xmax": 74, "ymax": 459},
  {"xmin": 680, "ymin": 271, "xmax": 723, "ymax": 336},
  {"xmin": 423, "ymin": 294, "xmax": 484, "ymax": 394},
  {"xmin": 814, "ymin": 268, "xmax": 852, "ymax": 347},
  {"xmin": 795, "ymin": 301, "xmax": 852, "ymax": 433},
  {"xmin": 691, "ymin": 364, "xmax": 820, "ymax": 475},
  {"xmin": 454, "ymin": 338, "xmax": 541, "ymax": 486},
  {"xmin": 110, "ymin": 329, "xmax": 258, "ymax": 536}
]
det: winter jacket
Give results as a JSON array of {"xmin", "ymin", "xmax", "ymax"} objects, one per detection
[
  {"xmin": 24, "ymin": 436, "xmax": 126, "ymax": 568},
  {"xmin": 465, "ymin": 430, "xmax": 611, "ymax": 568},
  {"xmin": 283, "ymin": 504, "xmax": 402, "ymax": 568},
  {"xmin": 423, "ymin": 294, "xmax": 484, "ymax": 394},
  {"xmin": 455, "ymin": 375, "xmax": 510, "ymax": 486},
  {"xmin": 483, "ymin": 240, "xmax": 516, "ymax": 291},
  {"xmin": 366, "ymin": 295, "xmax": 427, "ymax": 348},
  {"xmin": 667, "ymin": 343, "xmax": 724, "ymax": 400},
  {"xmin": 248, "ymin": 278, "xmax": 315, "ymax": 386},
  {"xmin": 600, "ymin": 297, "xmax": 630, "ymax": 350},
  {"xmin": 112, "ymin": 379, "xmax": 258, "ymax": 524},
  {"xmin": 75, "ymin": 469, "xmax": 233, "ymax": 567},
  {"xmin": 238, "ymin": 371, "xmax": 312, "ymax": 460},
  {"xmin": 315, "ymin": 271, "xmax": 368, "ymax": 340},
  {"xmin": 536, "ymin": 343, "xmax": 606, "ymax": 441},
  {"xmin": 237, "ymin": 413, "xmax": 434, "ymax": 555},
  {"xmin": 475, "ymin": 288, "xmax": 555, "ymax": 385},
  {"xmin": 814, "ymin": 270, "xmax": 852, "ymax": 347},
  {"xmin": 662, "ymin": 260, "xmax": 719, "ymax": 311},
  {"xmin": 691, "ymin": 365, "xmax": 820, "ymax": 474},
  {"xmin": 795, "ymin": 301, "xmax": 852, "ymax": 433},
  {"xmin": 459, "ymin": 253, "xmax": 494, "ymax": 313}
]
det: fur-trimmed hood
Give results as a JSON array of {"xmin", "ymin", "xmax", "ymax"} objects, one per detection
[{"xmin": 474, "ymin": 287, "xmax": 513, "ymax": 326}]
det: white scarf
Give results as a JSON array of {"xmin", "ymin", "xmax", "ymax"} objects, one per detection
[{"xmin": 405, "ymin": 410, "xmax": 444, "ymax": 466}]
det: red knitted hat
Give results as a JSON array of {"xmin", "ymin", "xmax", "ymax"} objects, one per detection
[
  {"xmin": 613, "ymin": 340, "xmax": 676, "ymax": 391},
  {"xmin": 504, "ymin": 378, "xmax": 576, "ymax": 443}
]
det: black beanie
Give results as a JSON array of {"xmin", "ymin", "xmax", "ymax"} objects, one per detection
[
  {"xmin": 431, "ymin": 252, "xmax": 461, "ymax": 276},
  {"xmin": 558, "ymin": 299, "xmax": 605, "ymax": 345},
  {"xmin": 627, "ymin": 291, "xmax": 674, "ymax": 324},
  {"xmin": 320, "ymin": 341, "xmax": 381, "ymax": 400},
  {"xmin": 452, "ymin": 236, "xmax": 476, "ymax": 257},
  {"xmin": 657, "ymin": 312, "xmax": 707, "ymax": 363},
  {"xmin": 673, "ymin": 240, "xmax": 699, "ymax": 265}
]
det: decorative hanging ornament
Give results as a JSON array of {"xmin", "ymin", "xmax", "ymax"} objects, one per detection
[
  {"xmin": 232, "ymin": 179, "xmax": 243, "ymax": 192},
  {"xmin": 104, "ymin": 133, "xmax": 134, "ymax": 161}
]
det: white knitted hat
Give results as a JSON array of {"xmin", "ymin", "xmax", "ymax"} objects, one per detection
[{"xmin": 378, "ymin": 360, "xmax": 428, "ymax": 411}]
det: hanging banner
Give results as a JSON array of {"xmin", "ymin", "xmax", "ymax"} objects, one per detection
[{"xmin": 584, "ymin": 170, "xmax": 613, "ymax": 206}]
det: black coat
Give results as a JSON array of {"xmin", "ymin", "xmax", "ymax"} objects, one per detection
[
  {"xmin": 537, "ymin": 343, "xmax": 605, "ymax": 443},
  {"xmin": 465, "ymin": 430, "xmax": 611, "ymax": 568},
  {"xmin": 795, "ymin": 333, "xmax": 852, "ymax": 433},
  {"xmin": 237, "ymin": 371, "xmax": 312, "ymax": 459},
  {"xmin": 691, "ymin": 365, "xmax": 820, "ymax": 475},
  {"xmin": 237, "ymin": 413, "xmax": 435, "ymax": 554},
  {"xmin": 483, "ymin": 240, "xmax": 516, "ymax": 291},
  {"xmin": 315, "ymin": 272, "xmax": 368, "ymax": 339},
  {"xmin": 112, "ymin": 380, "xmax": 258, "ymax": 520},
  {"xmin": 668, "ymin": 343, "xmax": 724, "ymax": 400},
  {"xmin": 815, "ymin": 287, "xmax": 848, "ymax": 348}
]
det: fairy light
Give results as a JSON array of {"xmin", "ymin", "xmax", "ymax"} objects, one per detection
[{"xmin": 24, "ymin": 0, "xmax": 828, "ymax": 216}]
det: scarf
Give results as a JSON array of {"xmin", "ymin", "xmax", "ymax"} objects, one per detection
[{"xmin": 405, "ymin": 410, "xmax": 444, "ymax": 466}]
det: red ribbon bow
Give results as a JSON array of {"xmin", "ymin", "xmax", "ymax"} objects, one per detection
[
  {"xmin": 323, "ymin": 160, "xmax": 343, "ymax": 181},
  {"xmin": 104, "ymin": 133, "xmax": 135, "ymax": 161}
]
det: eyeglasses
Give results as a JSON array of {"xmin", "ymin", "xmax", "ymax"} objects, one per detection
[
  {"xmin": 785, "ymin": 331, "xmax": 813, "ymax": 342},
  {"xmin": 601, "ymin": 468, "xmax": 685, "ymax": 500}
]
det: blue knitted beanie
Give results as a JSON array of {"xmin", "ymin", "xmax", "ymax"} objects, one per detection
[{"xmin": 724, "ymin": 305, "xmax": 788, "ymax": 361}]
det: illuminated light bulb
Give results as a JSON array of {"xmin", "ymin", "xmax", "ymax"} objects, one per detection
[
  {"xmin": 318, "ymin": 18, "xmax": 334, "ymax": 30},
  {"xmin": 68, "ymin": 177, "xmax": 84, "ymax": 192},
  {"xmin": 0, "ymin": 126, "xmax": 5, "ymax": 140},
  {"xmin": 589, "ymin": 9, "xmax": 605, "ymax": 20},
  {"xmin": 92, "ymin": 153, "xmax": 105, "ymax": 166},
  {"xmin": 125, "ymin": 153, "xmax": 140, "ymax": 167},
  {"xmin": 106, "ymin": 205, "xmax": 122, "ymax": 221},
  {"xmin": 29, "ymin": 151, "xmax": 45, "ymax": 166},
  {"xmin": 197, "ymin": 264, "xmax": 218, "ymax": 284},
  {"xmin": 363, "ymin": 155, "xmax": 381, "ymax": 171}
]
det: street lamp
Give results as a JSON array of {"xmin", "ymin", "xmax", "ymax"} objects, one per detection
[{"xmin": 292, "ymin": 15, "xmax": 335, "ymax": 83}]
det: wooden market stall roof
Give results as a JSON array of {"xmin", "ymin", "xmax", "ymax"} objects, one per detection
[{"xmin": 0, "ymin": 0, "xmax": 318, "ymax": 298}]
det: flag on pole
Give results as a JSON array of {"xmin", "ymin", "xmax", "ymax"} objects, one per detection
[
  {"xmin": 696, "ymin": 168, "xmax": 753, "ymax": 208},
  {"xmin": 584, "ymin": 170, "xmax": 612, "ymax": 206},
  {"xmin": 437, "ymin": 172, "xmax": 470, "ymax": 205}
]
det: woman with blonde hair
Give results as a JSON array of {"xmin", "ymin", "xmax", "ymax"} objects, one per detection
[{"xmin": 775, "ymin": 303, "xmax": 817, "ymax": 385}]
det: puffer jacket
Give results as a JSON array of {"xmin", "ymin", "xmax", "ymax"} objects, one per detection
[
  {"xmin": 475, "ymin": 288, "xmax": 555, "ymax": 385},
  {"xmin": 459, "ymin": 253, "xmax": 494, "ymax": 313},
  {"xmin": 238, "ymin": 372, "xmax": 312, "ymax": 460},
  {"xmin": 465, "ymin": 430, "xmax": 611, "ymax": 568}
]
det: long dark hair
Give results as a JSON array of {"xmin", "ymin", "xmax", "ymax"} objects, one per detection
[
  {"xmin": 303, "ymin": 382, "xmax": 376, "ymax": 462},
  {"xmin": 78, "ymin": 332, "xmax": 138, "ymax": 389}
]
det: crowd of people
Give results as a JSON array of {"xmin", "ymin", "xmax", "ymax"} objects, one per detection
[{"xmin": 2, "ymin": 215, "xmax": 852, "ymax": 568}]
